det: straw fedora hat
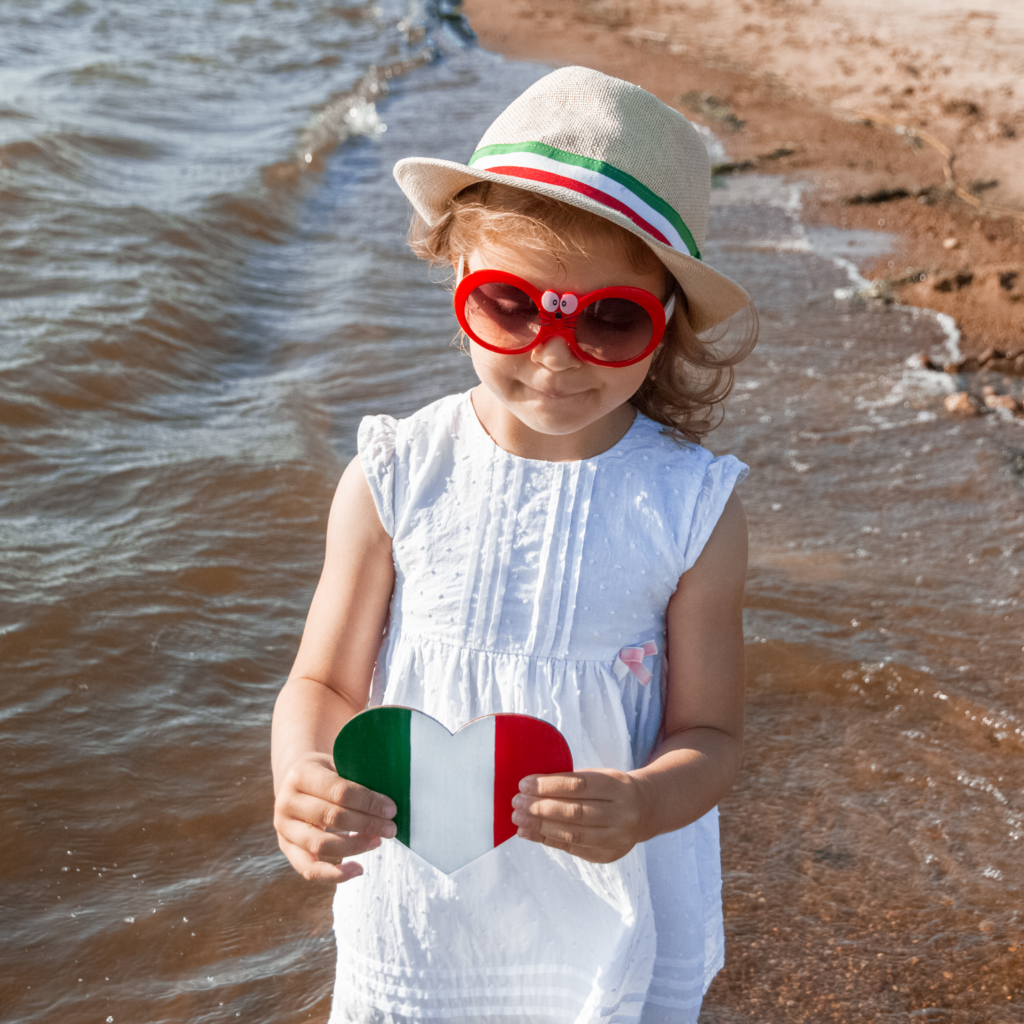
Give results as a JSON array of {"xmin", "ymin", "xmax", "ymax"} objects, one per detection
[{"xmin": 393, "ymin": 66, "xmax": 749, "ymax": 334}]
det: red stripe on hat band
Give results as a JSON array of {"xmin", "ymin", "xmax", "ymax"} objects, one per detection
[
  {"xmin": 484, "ymin": 165, "xmax": 673, "ymax": 249},
  {"xmin": 492, "ymin": 714, "xmax": 573, "ymax": 848}
]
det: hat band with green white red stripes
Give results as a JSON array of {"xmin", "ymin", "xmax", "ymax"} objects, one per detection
[{"xmin": 468, "ymin": 141, "xmax": 701, "ymax": 261}]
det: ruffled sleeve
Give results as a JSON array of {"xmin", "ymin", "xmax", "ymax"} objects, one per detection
[
  {"xmin": 357, "ymin": 414, "xmax": 398, "ymax": 537},
  {"xmin": 679, "ymin": 453, "xmax": 748, "ymax": 573}
]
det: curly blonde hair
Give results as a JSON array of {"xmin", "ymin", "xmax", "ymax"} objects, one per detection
[{"xmin": 408, "ymin": 181, "xmax": 757, "ymax": 444}]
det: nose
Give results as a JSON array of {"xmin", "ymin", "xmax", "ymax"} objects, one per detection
[{"xmin": 530, "ymin": 331, "xmax": 581, "ymax": 370}]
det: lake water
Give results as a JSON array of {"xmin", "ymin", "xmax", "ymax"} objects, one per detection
[{"xmin": 2, "ymin": 2, "xmax": 1021, "ymax": 1021}]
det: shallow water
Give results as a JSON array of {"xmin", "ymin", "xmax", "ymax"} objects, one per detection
[
  {"xmin": 702, "ymin": 178, "xmax": 1024, "ymax": 1020},
  {"xmin": 1, "ymin": 3, "xmax": 1021, "ymax": 1022}
]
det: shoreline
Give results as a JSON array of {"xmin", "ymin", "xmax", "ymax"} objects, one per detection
[{"xmin": 460, "ymin": 0, "xmax": 1024, "ymax": 371}]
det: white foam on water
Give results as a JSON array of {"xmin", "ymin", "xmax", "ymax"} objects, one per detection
[
  {"xmin": 934, "ymin": 312, "xmax": 962, "ymax": 363},
  {"xmin": 847, "ymin": 354, "xmax": 956, "ymax": 434},
  {"xmin": 719, "ymin": 173, "xmax": 967, "ymax": 368},
  {"xmin": 831, "ymin": 256, "xmax": 873, "ymax": 296},
  {"xmin": 855, "ymin": 355, "xmax": 957, "ymax": 415},
  {"xmin": 707, "ymin": 161, "xmax": 972, "ymax": 427},
  {"xmin": 298, "ymin": 73, "xmax": 390, "ymax": 165}
]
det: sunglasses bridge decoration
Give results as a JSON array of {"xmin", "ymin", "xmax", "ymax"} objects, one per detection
[{"xmin": 454, "ymin": 267, "xmax": 677, "ymax": 368}]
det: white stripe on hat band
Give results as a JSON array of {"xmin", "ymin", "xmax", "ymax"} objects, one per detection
[{"xmin": 470, "ymin": 149, "xmax": 688, "ymax": 253}]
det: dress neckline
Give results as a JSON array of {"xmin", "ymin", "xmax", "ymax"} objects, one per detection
[{"xmin": 463, "ymin": 389, "xmax": 648, "ymax": 467}]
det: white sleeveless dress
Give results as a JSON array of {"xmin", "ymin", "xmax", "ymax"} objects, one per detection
[{"xmin": 330, "ymin": 391, "xmax": 747, "ymax": 1024}]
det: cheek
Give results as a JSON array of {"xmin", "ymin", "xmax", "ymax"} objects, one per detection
[
  {"xmin": 469, "ymin": 345, "xmax": 520, "ymax": 391},
  {"xmin": 469, "ymin": 344, "xmax": 499, "ymax": 379},
  {"xmin": 600, "ymin": 359, "xmax": 653, "ymax": 399}
]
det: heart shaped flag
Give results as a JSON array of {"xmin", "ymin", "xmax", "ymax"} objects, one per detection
[{"xmin": 333, "ymin": 707, "xmax": 573, "ymax": 874}]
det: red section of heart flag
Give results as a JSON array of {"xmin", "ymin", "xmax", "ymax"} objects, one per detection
[{"xmin": 492, "ymin": 714, "xmax": 573, "ymax": 846}]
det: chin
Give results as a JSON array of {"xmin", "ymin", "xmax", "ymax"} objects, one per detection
[{"xmin": 518, "ymin": 403, "xmax": 600, "ymax": 437}]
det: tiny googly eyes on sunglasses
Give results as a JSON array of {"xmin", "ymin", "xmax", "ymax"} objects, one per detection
[
  {"xmin": 541, "ymin": 291, "xmax": 579, "ymax": 315},
  {"xmin": 453, "ymin": 269, "xmax": 676, "ymax": 368}
]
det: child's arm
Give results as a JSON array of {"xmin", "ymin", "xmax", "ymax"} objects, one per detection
[
  {"xmin": 511, "ymin": 492, "xmax": 747, "ymax": 863},
  {"xmin": 272, "ymin": 457, "xmax": 399, "ymax": 883}
]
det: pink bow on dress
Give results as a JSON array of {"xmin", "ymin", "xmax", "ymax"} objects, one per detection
[{"xmin": 613, "ymin": 640, "xmax": 659, "ymax": 685}]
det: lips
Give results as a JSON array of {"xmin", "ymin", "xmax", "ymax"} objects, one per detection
[{"xmin": 525, "ymin": 380, "xmax": 587, "ymax": 400}]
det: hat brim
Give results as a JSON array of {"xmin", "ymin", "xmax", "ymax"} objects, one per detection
[{"xmin": 394, "ymin": 156, "xmax": 751, "ymax": 336}]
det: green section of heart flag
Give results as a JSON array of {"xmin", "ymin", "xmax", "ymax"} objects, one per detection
[{"xmin": 333, "ymin": 706, "xmax": 411, "ymax": 847}]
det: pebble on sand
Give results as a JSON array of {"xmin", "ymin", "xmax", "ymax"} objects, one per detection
[
  {"xmin": 983, "ymin": 393, "xmax": 1020, "ymax": 412},
  {"xmin": 944, "ymin": 392, "xmax": 980, "ymax": 415}
]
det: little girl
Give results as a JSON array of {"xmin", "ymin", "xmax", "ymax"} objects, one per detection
[{"xmin": 272, "ymin": 66, "xmax": 756, "ymax": 1024}]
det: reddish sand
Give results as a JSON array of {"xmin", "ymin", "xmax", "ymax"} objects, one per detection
[{"xmin": 462, "ymin": 0, "xmax": 1024, "ymax": 359}]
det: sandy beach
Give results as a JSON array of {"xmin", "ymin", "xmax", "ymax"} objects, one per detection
[{"xmin": 463, "ymin": 0, "xmax": 1024, "ymax": 362}]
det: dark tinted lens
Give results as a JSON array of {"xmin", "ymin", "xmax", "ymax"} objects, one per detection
[
  {"xmin": 575, "ymin": 297, "xmax": 654, "ymax": 363},
  {"xmin": 463, "ymin": 282, "xmax": 539, "ymax": 349}
]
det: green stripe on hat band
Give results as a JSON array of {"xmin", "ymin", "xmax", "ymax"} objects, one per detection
[{"xmin": 469, "ymin": 141, "xmax": 700, "ymax": 260}]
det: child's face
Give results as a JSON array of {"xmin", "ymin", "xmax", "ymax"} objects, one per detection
[{"xmin": 464, "ymin": 238, "xmax": 667, "ymax": 452}]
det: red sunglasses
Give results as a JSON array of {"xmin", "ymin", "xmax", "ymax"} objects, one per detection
[{"xmin": 453, "ymin": 269, "xmax": 677, "ymax": 368}]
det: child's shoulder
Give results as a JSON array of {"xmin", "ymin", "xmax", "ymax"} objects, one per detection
[
  {"xmin": 609, "ymin": 413, "xmax": 748, "ymax": 513},
  {"xmin": 614, "ymin": 415, "xmax": 747, "ymax": 572},
  {"xmin": 356, "ymin": 393, "xmax": 472, "ymax": 537},
  {"xmin": 358, "ymin": 391, "xmax": 468, "ymax": 453},
  {"xmin": 357, "ymin": 391, "xmax": 480, "ymax": 496}
]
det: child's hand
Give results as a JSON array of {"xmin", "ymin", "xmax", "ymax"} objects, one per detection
[
  {"xmin": 510, "ymin": 770, "xmax": 649, "ymax": 864},
  {"xmin": 274, "ymin": 752, "xmax": 397, "ymax": 883}
]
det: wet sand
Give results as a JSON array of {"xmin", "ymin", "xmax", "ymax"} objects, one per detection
[{"xmin": 462, "ymin": 0, "xmax": 1024, "ymax": 361}]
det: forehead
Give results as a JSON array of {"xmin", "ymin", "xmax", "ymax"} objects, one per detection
[
  {"xmin": 472, "ymin": 211, "xmax": 647, "ymax": 260},
  {"xmin": 447, "ymin": 181, "xmax": 669, "ymax": 281},
  {"xmin": 467, "ymin": 237, "xmax": 666, "ymax": 294}
]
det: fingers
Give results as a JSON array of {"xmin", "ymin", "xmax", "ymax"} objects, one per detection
[
  {"xmin": 293, "ymin": 759, "xmax": 397, "ymax": 822},
  {"xmin": 518, "ymin": 771, "xmax": 590, "ymax": 799},
  {"xmin": 518, "ymin": 769, "xmax": 627, "ymax": 800},
  {"xmin": 277, "ymin": 818, "xmax": 384, "ymax": 863},
  {"xmin": 511, "ymin": 795, "xmax": 607, "ymax": 826},
  {"xmin": 512, "ymin": 770, "xmax": 639, "ymax": 827},
  {"xmin": 278, "ymin": 834, "xmax": 370, "ymax": 884},
  {"xmin": 275, "ymin": 755, "xmax": 400, "ymax": 883},
  {"xmin": 287, "ymin": 792, "xmax": 397, "ymax": 839},
  {"xmin": 510, "ymin": 809, "xmax": 609, "ymax": 851},
  {"xmin": 279, "ymin": 757, "xmax": 397, "ymax": 838},
  {"xmin": 510, "ymin": 769, "xmax": 643, "ymax": 864},
  {"xmin": 516, "ymin": 819, "xmax": 596, "ymax": 849},
  {"xmin": 512, "ymin": 822, "xmax": 621, "ymax": 864}
]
